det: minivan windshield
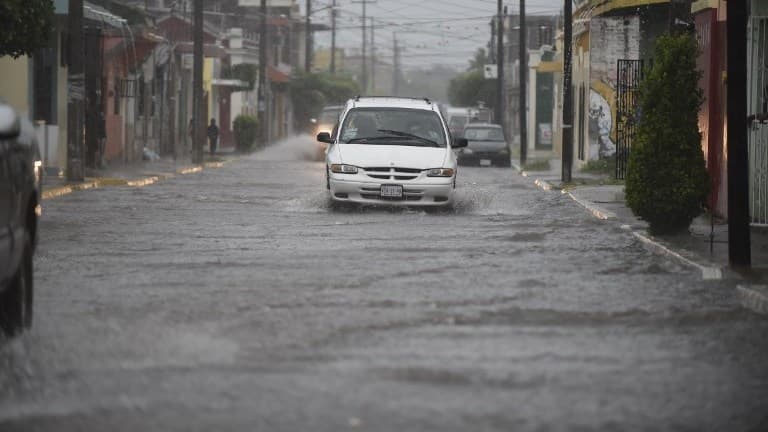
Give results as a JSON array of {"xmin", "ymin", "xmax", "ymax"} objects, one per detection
[
  {"xmin": 339, "ymin": 108, "xmax": 447, "ymax": 147},
  {"xmin": 464, "ymin": 127, "xmax": 505, "ymax": 141}
]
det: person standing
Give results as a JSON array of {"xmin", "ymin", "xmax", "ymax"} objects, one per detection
[
  {"xmin": 188, "ymin": 118, "xmax": 195, "ymax": 155},
  {"xmin": 207, "ymin": 118, "xmax": 219, "ymax": 157}
]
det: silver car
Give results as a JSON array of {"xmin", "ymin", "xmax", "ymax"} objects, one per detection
[{"xmin": 456, "ymin": 123, "xmax": 511, "ymax": 167}]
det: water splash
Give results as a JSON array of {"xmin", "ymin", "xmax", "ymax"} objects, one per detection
[{"xmin": 252, "ymin": 134, "xmax": 323, "ymax": 162}]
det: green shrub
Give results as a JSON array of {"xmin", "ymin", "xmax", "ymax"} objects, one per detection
[
  {"xmin": 233, "ymin": 115, "xmax": 259, "ymax": 153},
  {"xmin": 625, "ymin": 33, "xmax": 709, "ymax": 235},
  {"xmin": 580, "ymin": 156, "xmax": 615, "ymax": 175},
  {"xmin": 523, "ymin": 159, "xmax": 550, "ymax": 171}
]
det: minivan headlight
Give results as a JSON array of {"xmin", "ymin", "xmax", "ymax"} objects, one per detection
[
  {"xmin": 426, "ymin": 168, "xmax": 455, "ymax": 177},
  {"xmin": 331, "ymin": 164, "xmax": 358, "ymax": 174}
]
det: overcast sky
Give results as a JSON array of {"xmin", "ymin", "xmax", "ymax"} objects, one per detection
[{"xmin": 304, "ymin": 0, "xmax": 564, "ymax": 72}]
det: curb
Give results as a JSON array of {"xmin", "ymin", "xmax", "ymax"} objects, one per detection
[
  {"xmin": 565, "ymin": 191, "xmax": 617, "ymax": 220},
  {"xmin": 41, "ymin": 157, "xmax": 238, "ymax": 200},
  {"xmin": 736, "ymin": 285, "xmax": 768, "ymax": 315},
  {"xmin": 628, "ymin": 229, "xmax": 724, "ymax": 280},
  {"xmin": 41, "ymin": 180, "xmax": 101, "ymax": 200},
  {"xmin": 514, "ymin": 162, "xmax": 724, "ymax": 280}
]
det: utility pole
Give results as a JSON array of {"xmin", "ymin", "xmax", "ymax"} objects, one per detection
[
  {"xmin": 370, "ymin": 17, "xmax": 376, "ymax": 93},
  {"xmin": 519, "ymin": 0, "xmax": 527, "ymax": 166},
  {"xmin": 561, "ymin": 0, "xmax": 574, "ymax": 183},
  {"xmin": 392, "ymin": 34, "xmax": 399, "ymax": 95},
  {"xmin": 727, "ymin": 0, "xmax": 751, "ymax": 267},
  {"xmin": 496, "ymin": 0, "xmax": 504, "ymax": 130},
  {"xmin": 330, "ymin": 0, "xmax": 337, "ymax": 74},
  {"xmin": 352, "ymin": 0, "xmax": 375, "ymax": 93},
  {"xmin": 192, "ymin": 0, "xmax": 204, "ymax": 164},
  {"xmin": 258, "ymin": 0, "xmax": 268, "ymax": 146},
  {"xmin": 305, "ymin": 0, "xmax": 312, "ymax": 72},
  {"xmin": 67, "ymin": 0, "xmax": 85, "ymax": 181}
]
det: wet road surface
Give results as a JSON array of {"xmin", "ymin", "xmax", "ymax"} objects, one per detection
[{"xmin": 2, "ymin": 137, "xmax": 767, "ymax": 431}]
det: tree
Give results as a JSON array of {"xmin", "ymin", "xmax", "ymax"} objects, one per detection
[
  {"xmin": 625, "ymin": 33, "xmax": 709, "ymax": 235},
  {"xmin": 289, "ymin": 72, "xmax": 359, "ymax": 131},
  {"xmin": 233, "ymin": 115, "xmax": 259, "ymax": 152},
  {"xmin": 467, "ymin": 48, "xmax": 491, "ymax": 72},
  {"xmin": 0, "ymin": 0, "xmax": 55, "ymax": 58},
  {"xmin": 447, "ymin": 70, "xmax": 496, "ymax": 111}
]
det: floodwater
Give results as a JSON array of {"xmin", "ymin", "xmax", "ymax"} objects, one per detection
[{"xmin": 1, "ymin": 135, "xmax": 767, "ymax": 431}]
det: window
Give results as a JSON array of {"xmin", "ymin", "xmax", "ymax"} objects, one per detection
[{"xmin": 340, "ymin": 108, "xmax": 447, "ymax": 147}]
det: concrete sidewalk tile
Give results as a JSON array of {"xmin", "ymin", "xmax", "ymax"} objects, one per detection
[{"xmin": 737, "ymin": 285, "xmax": 768, "ymax": 314}]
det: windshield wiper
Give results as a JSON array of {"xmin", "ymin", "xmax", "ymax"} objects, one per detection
[{"xmin": 376, "ymin": 129, "xmax": 440, "ymax": 147}]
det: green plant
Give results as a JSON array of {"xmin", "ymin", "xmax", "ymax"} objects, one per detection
[
  {"xmin": 625, "ymin": 33, "xmax": 709, "ymax": 235},
  {"xmin": 580, "ymin": 156, "xmax": 615, "ymax": 175},
  {"xmin": 523, "ymin": 159, "xmax": 550, "ymax": 171},
  {"xmin": 233, "ymin": 115, "xmax": 259, "ymax": 153},
  {"xmin": 229, "ymin": 63, "xmax": 258, "ymax": 90},
  {"xmin": 0, "ymin": 0, "xmax": 55, "ymax": 58},
  {"xmin": 289, "ymin": 72, "xmax": 360, "ymax": 131}
]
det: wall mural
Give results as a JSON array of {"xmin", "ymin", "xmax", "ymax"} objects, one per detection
[
  {"xmin": 589, "ymin": 89, "xmax": 616, "ymax": 159},
  {"xmin": 588, "ymin": 15, "xmax": 640, "ymax": 160}
]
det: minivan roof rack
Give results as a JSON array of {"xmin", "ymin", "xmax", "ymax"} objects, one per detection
[{"xmin": 353, "ymin": 95, "xmax": 433, "ymax": 104}]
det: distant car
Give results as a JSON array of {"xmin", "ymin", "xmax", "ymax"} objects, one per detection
[
  {"xmin": 312, "ymin": 105, "xmax": 344, "ymax": 159},
  {"xmin": 0, "ymin": 102, "xmax": 41, "ymax": 337},
  {"xmin": 317, "ymin": 96, "xmax": 468, "ymax": 207},
  {"xmin": 457, "ymin": 123, "xmax": 510, "ymax": 167}
]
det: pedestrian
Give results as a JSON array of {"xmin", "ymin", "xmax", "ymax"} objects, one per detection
[
  {"xmin": 97, "ymin": 109, "xmax": 107, "ymax": 168},
  {"xmin": 188, "ymin": 118, "xmax": 195, "ymax": 155},
  {"xmin": 207, "ymin": 118, "xmax": 219, "ymax": 157}
]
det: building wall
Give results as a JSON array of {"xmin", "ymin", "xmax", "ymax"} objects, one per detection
[
  {"xmin": 587, "ymin": 15, "xmax": 641, "ymax": 161},
  {"xmin": 695, "ymin": 8, "xmax": 727, "ymax": 217},
  {"xmin": 0, "ymin": 56, "xmax": 31, "ymax": 115}
]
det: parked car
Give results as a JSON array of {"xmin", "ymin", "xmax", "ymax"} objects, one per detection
[
  {"xmin": 457, "ymin": 123, "xmax": 510, "ymax": 167},
  {"xmin": 0, "ymin": 102, "xmax": 41, "ymax": 337},
  {"xmin": 311, "ymin": 105, "xmax": 344, "ymax": 159},
  {"xmin": 317, "ymin": 96, "xmax": 468, "ymax": 207}
]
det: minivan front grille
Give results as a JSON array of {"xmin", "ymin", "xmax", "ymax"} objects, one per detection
[{"xmin": 362, "ymin": 167, "xmax": 423, "ymax": 180}]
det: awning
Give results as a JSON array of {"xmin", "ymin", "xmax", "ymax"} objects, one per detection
[{"xmin": 268, "ymin": 65, "xmax": 291, "ymax": 83}]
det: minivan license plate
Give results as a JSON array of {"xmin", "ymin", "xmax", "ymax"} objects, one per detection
[
  {"xmin": 380, "ymin": 185, "xmax": 403, "ymax": 198},
  {"xmin": 480, "ymin": 159, "xmax": 492, "ymax": 166}
]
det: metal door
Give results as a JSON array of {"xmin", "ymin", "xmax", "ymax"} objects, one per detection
[
  {"xmin": 0, "ymin": 141, "xmax": 12, "ymax": 279},
  {"xmin": 615, "ymin": 59, "xmax": 644, "ymax": 180},
  {"xmin": 748, "ymin": 16, "xmax": 768, "ymax": 225}
]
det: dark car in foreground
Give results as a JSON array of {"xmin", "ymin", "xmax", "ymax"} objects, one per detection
[
  {"xmin": 0, "ymin": 102, "xmax": 41, "ymax": 337},
  {"xmin": 456, "ymin": 123, "xmax": 510, "ymax": 167}
]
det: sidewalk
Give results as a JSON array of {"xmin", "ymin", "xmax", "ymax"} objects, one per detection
[
  {"xmin": 513, "ymin": 158, "xmax": 768, "ymax": 312},
  {"xmin": 41, "ymin": 149, "xmax": 239, "ymax": 200}
]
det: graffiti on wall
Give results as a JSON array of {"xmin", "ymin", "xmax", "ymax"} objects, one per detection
[
  {"xmin": 587, "ymin": 15, "xmax": 640, "ymax": 160},
  {"xmin": 589, "ymin": 90, "xmax": 616, "ymax": 159}
]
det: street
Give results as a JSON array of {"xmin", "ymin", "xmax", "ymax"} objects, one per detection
[{"xmin": 1, "ymin": 136, "xmax": 767, "ymax": 431}]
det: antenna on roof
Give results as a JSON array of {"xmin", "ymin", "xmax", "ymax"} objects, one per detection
[
  {"xmin": 423, "ymin": 98, "xmax": 431, "ymax": 104},
  {"xmin": 355, "ymin": 95, "xmax": 361, "ymax": 101}
]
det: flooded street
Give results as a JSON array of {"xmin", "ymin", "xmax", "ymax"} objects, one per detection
[{"xmin": 1, "ymin": 137, "xmax": 767, "ymax": 431}]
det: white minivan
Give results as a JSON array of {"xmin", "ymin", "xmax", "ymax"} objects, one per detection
[{"xmin": 317, "ymin": 97, "xmax": 468, "ymax": 207}]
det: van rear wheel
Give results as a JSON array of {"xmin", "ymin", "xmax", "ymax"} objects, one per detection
[{"xmin": 0, "ymin": 236, "xmax": 32, "ymax": 337}]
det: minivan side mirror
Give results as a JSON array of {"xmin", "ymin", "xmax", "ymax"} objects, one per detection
[
  {"xmin": 452, "ymin": 137, "xmax": 469, "ymax": 148},
  {"xmin": 317, "ymin": 132, "xmax": 333, "ymax": 144},
  {"xmin": 0, "ymin": 104, "xmax": 21, "ymax": 140}
]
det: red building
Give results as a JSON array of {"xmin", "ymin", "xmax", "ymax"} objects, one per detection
[{"xmin": 693, "ymin": 1, "xmax": 728, "ymax": 218}]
